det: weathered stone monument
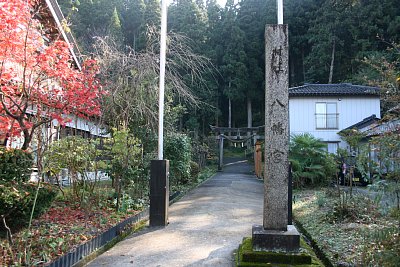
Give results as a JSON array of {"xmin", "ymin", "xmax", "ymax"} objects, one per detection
[
  {"xmin": 251, "ymin": 24, "xmax": 300, "ymax": 252},
  {"xmin": 237, "ymin": 3, "xmax": 315, "ymax": 265}
]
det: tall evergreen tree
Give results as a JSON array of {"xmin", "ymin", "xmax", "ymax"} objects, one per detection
[
  {"xmin": 121, "ymin": 0, "xmax": 146, "ymax": 50},
  {"xmin": 237, "ymin": 0, "xmax": 266, "ymax": 127},
  {"xmin": 168, "ymin": 0, "xmax": 208, "ymax": 53},
  {"xmin": 109, "ymin": 7, "xmax": 124, "ymax": 43},
  {"xmin": 219, "ymin": 0, "xmax": 248, "ymax": 127},
  {"xmin": 305, "ymin": 0, "xmax": 355, "ymax": 83}
]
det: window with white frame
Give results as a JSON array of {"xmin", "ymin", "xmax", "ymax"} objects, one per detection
[
  {"xmin": 327, "ymin": 142, "xmax": 339, "ymax": 154},
  {"xmin": 315, "ymin": 102, "xmax": 338, "ymax": 129}
]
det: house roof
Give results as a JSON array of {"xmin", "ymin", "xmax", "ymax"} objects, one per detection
[
  {"xmin": 364, "ymin": 119, "xmax": 400, "ymax": 137},
  {"xmin": 289, "ymin": 83, "xmax": 380, "ymax": 97},
  {"xmin": 341, "ymin": 114, "xmax": 380, "ymax": 132},
  {"xmin": 40, "ymin": 0, "xmax": 82, "ymax": 70},
  {"xmin": 388, "ymin": 104, "xmax": 400, "ymax": 115}
]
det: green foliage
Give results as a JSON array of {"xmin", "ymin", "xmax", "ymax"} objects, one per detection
[
  {"xmin": 0, "ymin": 182, "xmax": 57, "ymax": 232},
  {"xmin": 351, "ymin": 36, "xmax": 400, "ymax": 114},
  {"xmin": 189, "ymin": 161, "xmax": 200, "ymax": 181},
  {"xmin": 289, "ymin": 133, "xmax": 336, "ymax": 187},
  {"xmin": 44, "ymin": 136, "xmax": 97, "ymax": 177},
  {"xmin": 339, "ymin": 128, "xmax": 366, "ymax": 150},
  {"xmin": 326, "ymin": 192, "xmax": 380, "ymax": 223},
  {"xmin": 114, "ymin": 193, "xmax": 145, "ymax": 212},
  {"xmin": 0, "ymin": 148, "xmax": 33, "ymax": 183},
  {"xmin": 355, "ymin": 146, "xmax": 375, "ymax": 183},
  {"xmin": 197, "ymin": 166, "xmax": 215, "ymax": 183},
  {"xmin": 361, "ymin": 227, "xmax": 400, "ymax": 266},
  {"xmin": 365, "ymin": 130, "xmax": 400, "ymax": 210},
  {"xmin": 43, "ymin": 136, "xmax": 98, "ymax": 189},
  {"xmin": 237, "ymin": 237, "xmax": 319, "ymax": 266},
  {"xmin": 294, "ymin": 189, "xmax": 399, "ymax": 266},
  {"xmin": 109, "ymin": 7, "xmax": 123, "ymax": 43},
  {"xmin": 60, "ymin": 0, "xmax": 400, "ymax": 130},
  {"xmin": 164, "ymin": 133, "xmax": 192, "ymax": 187},
  {"xmin": 315, "ymin": 191, "xmax": 327, "ymax": 208},
  {"xmin": 104, "ymin": 128, "xmax": 143, "ymax": 188},
  {"xmin": 103, "ymin": 128, "xmax": 144, "ymax": 211}
]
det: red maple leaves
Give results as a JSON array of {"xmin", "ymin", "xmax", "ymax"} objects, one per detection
[{"xmin": 0, "ymin": 0, "xmax": 103, "ymax": 149}]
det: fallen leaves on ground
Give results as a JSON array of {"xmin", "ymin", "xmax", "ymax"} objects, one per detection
[{"xmin": 1, "ymin": 200, "xmax": 140, "ymax": 266}]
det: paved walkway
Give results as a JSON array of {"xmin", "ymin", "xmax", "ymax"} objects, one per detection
[{"xmin": 86, "ymin": 159, "xmax": 263, "ymax": 267}]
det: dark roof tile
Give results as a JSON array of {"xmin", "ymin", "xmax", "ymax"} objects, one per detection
[
  {"xmin": 289, "ymin": 83, "xmax": 380, "ymax": 97},
  {"xmin": 340, "ymin": 114, "xmax": 379, "ymax": 132}
]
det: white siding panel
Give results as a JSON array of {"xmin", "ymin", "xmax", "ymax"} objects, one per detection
[{"xmin": 289, "ymin": 96, "xmax": 380, "ymax": 146}]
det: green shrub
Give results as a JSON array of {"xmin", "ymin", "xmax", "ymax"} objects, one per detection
[
  {"xmin": 0, "ymin": 147, "xmax": 33, "ymax": 183},
  {"xmin": 326, "ymin": 193, "xmax": 380, "ymax": 223},
  {"xmin": 164, "ymin": 133, "xmax": 192, "ymax": 186},
  {"xmin": 315, "ymin": 191, "xmax": 327, "ymax": 208},
  {"xmin": 0, "ymin": 182, "xmax": 57, "ymax": 232},
  {"xmin": 289, "ymin": 133, "xmax": 336, "ymax": 187},
  {"xmin": 189, "ymin": 161, "xmax": 200, "ymax": 181},
  {"xmin": 362, "ymin": 226, "xmax": 400, "ymax": 266},
  {"xmin": 43, "ymin": 136, "xmax": 100, "ymax": 200}
]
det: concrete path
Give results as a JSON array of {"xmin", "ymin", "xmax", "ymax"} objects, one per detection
[{"xmin": 86, "ymin": 160, "xmax": 263, "ymax": 267}]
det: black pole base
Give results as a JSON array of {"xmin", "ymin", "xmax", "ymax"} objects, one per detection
[{"xmin": 150, "ymin": 160, "xmax": 169, "ymax": 227}]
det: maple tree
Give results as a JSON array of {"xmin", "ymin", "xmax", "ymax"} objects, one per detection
[{"xmin": 0, "ymin": 0, "xmax": 103, "ymax": 150}]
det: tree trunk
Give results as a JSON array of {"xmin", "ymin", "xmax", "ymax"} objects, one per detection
[
  {"xmin": 328, "ymin": 38, "xmax": 336, "ymax": 84},
  {"xmin": 202, "ymin": 116, "xmax": 205, "ymax": 137},
  {"xmin": 21, "ymin": 128, "xmax": 32, "ymax": 150},
  {"xmin": 290, "ymin": 57, "xmax": 295, "ymax": 85},
  {"xmin": 228, "ymin": 81, "xmax": 232, "ymax": 133},
  {"xmin": 302, "ymin": 48, "xmax": 305, "ymax": 82},
  {"xmin": 228, "ymin": 98, "xmax": 232, "ymax": 130},
  {"xmin": 247, "ymin": 97, "xmax": 252, "ymax": 129},
  {"xmin": 37, "ymin": 128, "xmax": 43, "ymax": 181},
  {"xmin": 247, "ymin": 97, "xmax": 252, "ymax": 148}
]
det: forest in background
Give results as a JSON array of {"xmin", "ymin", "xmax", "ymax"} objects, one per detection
[{"xmin": 59, "ymin": 0, "xmax": 400, "ymax": 136}]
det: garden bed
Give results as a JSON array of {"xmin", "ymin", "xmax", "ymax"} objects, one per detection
[
  {"xmin": 1, "ymin": 196, "xmax": 142, "ymax": 266},
  {"xmin": 293, "ymin": 188, "xmax": 399, "ymax": 266},
  {"xmin": 1, "ymin": 166, "xmax": 216, "ymax": 266}
]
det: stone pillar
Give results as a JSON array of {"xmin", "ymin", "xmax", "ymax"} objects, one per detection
[
  {"xmin": 264, "ymin": 24, "xmax": 289, "ymax": 231},
  {"xmin": 252, "ymin": 24, "xmax": 299, "ymax": 252}
]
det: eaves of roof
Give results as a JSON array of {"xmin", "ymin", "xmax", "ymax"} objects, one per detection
[
  {"xmin": 45, "ymin": 0, "xmax": 82, "ymax": 70},
  {"xmin": 289, "ymin": 83, "xmax": 380, "ymax": 97},
  {"xmin": 340, "ymin": 114, "xmax": 380, "ymax": 132}
]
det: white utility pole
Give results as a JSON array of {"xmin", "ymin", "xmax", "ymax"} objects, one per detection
[
  {"xmin": 158, "ymin": 0, "xmax": 168, "ymax": 160},
  {"xmin": 277, "ymin": 0, "xmax": 283, "ymax": 24}
]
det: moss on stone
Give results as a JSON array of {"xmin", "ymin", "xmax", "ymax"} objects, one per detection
[{"xmin": 236, "ymin": 237, "xmax": 324, "ymax": 267}]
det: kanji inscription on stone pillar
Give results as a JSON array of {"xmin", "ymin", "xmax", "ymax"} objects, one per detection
[{"xmin": 264, "ymin": 24, "xmax": 289, "ymax": 231}]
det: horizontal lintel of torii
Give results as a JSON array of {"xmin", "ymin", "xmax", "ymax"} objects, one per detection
[{"xmin": 210, "ymin": 125, "xmax": 265, "ymax": 134}]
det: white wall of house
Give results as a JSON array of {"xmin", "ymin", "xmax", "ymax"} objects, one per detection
[
  {"xmin": 52, "ymin": 116, "xmax": 107, "ymax": 138},
  {"xmin": 289, "ymin": 96, "xmax": 380, "ymax": 153},
  {"xmin": 8, "ymin": 116, "xmax": 107, "ymax": 149}
]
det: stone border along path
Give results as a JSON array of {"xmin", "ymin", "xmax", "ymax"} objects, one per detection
[{"xmin": 86, "ymin": 159, "xmax": 263, "ymax": 267}]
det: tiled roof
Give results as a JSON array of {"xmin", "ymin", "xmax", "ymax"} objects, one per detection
[
  {"xmin": 364, "ymin": 119, "xmax": 400, "ymax": 137},
  {"xmin": 341, "ymin": 114, "xmax": 380, "ymax": 132},
  {"xmin": 289, "ymin": 83, "xmax": 380, "ymax": 97}
]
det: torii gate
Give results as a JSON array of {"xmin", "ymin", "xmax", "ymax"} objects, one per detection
[{"xmin": 210, "ymin": 125, "xmax": 265, "ymax": 171}]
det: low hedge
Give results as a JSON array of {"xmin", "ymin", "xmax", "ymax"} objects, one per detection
[
  {"xmin": 0, "ymin": 147, "xmax": 33, "ymax": 183},
  {"xmin": 0, "ymin": 182, "xmax": 58, "ymax": 233}
]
